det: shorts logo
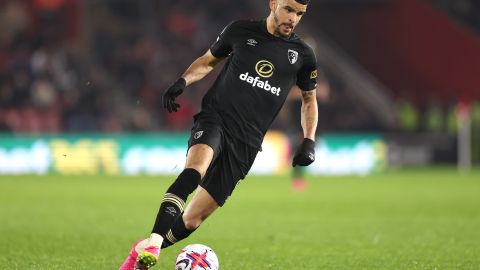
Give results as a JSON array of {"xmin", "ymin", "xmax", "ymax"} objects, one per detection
[
  {"xmin": 255, "ymin": 60, "xmax": 274, "ymax": 78},
  {"xmin": 194, "ymin": 131, "xmax": 203, "ymax": 140},
  {"xmin": 165, "ymin": 206, "xmax": 177, "ymax": 216},
  {"xmin": 288, "ymin": 49, "xmax": 298, "ymax": 64},
  {"xmin": 310, "ymin": 69, "xmax": 317, "ymax": 79}
]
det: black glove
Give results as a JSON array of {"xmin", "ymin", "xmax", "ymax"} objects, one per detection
[
  {"xmin": 162, "ymin": 78, "xmax": 186, "ymax": 113},
  {"xmin": 292, "ymin": 138, "xmax": 315, "ymax": 167}
]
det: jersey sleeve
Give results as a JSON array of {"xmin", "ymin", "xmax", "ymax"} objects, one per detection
[
  {"xmin": 296, "ymin": 47, "xmax": 318, "ymax": 91},
  {"xmin": 210, "ymin": 21, "xmax": 238, "ymax": 58}
]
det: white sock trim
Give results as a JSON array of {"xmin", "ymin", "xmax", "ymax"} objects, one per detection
[{"xmin": 148, "ymin": 233, "xmax": 164, "ymax": 247}]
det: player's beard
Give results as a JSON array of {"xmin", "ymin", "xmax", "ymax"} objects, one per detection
[{"xmin": 273, "ymin": 13, "xmax": 294, "ymax": 38}]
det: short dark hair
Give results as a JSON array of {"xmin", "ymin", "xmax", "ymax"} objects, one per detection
[{"xmin": 295, "ymin": 0, "xmax": 310, "ymax": 5}]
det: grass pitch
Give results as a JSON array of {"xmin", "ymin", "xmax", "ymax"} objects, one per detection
[{"xmin": 0, "ymin": 168, "xmax": 479, "ymax": 269}]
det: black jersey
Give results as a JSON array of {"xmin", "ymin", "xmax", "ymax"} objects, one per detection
[{"xmin": 199, "ymin": 19, "xmax": 318, "ymax": 149}]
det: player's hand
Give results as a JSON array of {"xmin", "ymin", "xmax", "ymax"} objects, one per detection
[
  {"xmin": 292, "ymin": 138, "xmax": 315, "ymax": 167},
  {"xmin": 163, "ymin": 78, "xmax": 186, "ymax": 113}
]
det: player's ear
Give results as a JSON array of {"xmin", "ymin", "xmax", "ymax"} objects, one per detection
[{"xmin": 269, "ymin": 0, "xmax": 277, "ymax": 12}]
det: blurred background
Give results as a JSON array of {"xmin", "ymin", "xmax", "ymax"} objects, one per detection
[
  {"xmin": 2, "ymin": 2, "xmax": 480, "ymax": 269},
  {"xmin": 0, "ymin": 0, "xmax": 479, "ymax": 175}
]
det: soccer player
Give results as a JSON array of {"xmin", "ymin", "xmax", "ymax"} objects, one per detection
[{"xmin": 120, "ymin": 0, "xmax": 318, "ymax": 269}]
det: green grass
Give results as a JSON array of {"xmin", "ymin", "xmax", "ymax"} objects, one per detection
[{"xmin": 1, "ymin": 168, "xmax": 479, "ymax": 269}]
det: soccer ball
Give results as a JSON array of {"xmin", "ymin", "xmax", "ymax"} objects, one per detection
[{"xmin": 175, "ymin": 244, "xmax": 219, "ymax": 270}]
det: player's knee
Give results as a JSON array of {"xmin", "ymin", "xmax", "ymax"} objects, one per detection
[
  {"xmin": 183, "ymin": 213, "xmax": 206, "ymax": 230},
  {"xmin": 183, "ymin": 216, "xmax": 202, "ymax": 230},
  {"xmin": 185, "ymin": 144, "xmax": 214, "ymax": 178}
]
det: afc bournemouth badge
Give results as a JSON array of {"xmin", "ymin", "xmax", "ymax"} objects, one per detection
[{"xmin": 288, "ymin": 49, "xmax": 298, "ymax": 64}]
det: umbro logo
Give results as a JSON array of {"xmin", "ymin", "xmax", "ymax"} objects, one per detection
[
  {"xmin": 194, "ymin": 131, "xmax": 203, "ymax": 139},
  {"xmin": 247, "ymin": 39, "xmax": 257, "ymax": 46},
  {"xmin": 166, "ymin": 206, "xmax": 177, "ymax": 216}
]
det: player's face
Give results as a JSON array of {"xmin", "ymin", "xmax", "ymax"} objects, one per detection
[{"xmin": 270, "ymin": 0, "xmax": 307, "ymax": 37}]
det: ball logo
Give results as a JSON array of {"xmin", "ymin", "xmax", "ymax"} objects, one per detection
[{"xmin": 255, "ymin": 60, "xmax": 274, "ymax": 78}]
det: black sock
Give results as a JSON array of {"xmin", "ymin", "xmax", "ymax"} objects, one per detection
[
  {"xmin": 151, "ymin": 169, "xmax": 201, "ymax": 236},
  {"xmin": 161, "ymin": 214, "xmax": 196, "ymax": 249}
]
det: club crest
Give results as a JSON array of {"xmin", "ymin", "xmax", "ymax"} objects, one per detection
[{"xmin": 288, "ymin": 49, "xmax": 298, "ymax": 64}]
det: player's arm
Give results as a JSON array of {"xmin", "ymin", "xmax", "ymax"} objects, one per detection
[
  {"xmin": 292, "ymin": 44, "xmax": 319, "ymax": 166},
  {"xmin": 291, "ymin": 85, "xmax": 318, "ymax": 167},
  {"xmin": 300, "ymin": 87, "xmax": 318, "ymax": 141},
  {"xmin": 163, "ymin": 21, "xmax": 236, "ymax": 113},
  {"xmin": 181, "ymin": 50, "xmax": 224, "ymax": 86},
  {"xmin": 162, "ymin": 50, "xmax": 224, "ymax": 112}
]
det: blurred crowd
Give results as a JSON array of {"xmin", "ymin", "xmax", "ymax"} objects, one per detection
[
  {"xmin": 431, "ymin": 0, "xmax": 480, "ymax": 33},
  {"xmin": 0, "ymin": 0, "xmax": 385, "ymax": 134},
  {"xmin": 0, "ymin": 0, "xmax": 258, "ymax": 133},
  {"xmin": 87, "ymin": 0, "xmax": 256, "ymax": 132},
  {"xmin": 0, "ymin": 0, "xmax": 78, "ymax": 132},
  {"xmin": 0, "ymin": 0, "xmax": 478, "ymax": 136}
]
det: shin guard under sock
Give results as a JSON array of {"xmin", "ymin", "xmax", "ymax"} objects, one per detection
[{"xmin": 151, "ymin": 168, "xmax": 200, "ymax": 236}]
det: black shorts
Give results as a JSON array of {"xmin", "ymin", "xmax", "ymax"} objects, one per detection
[{"xmin": 188, "ymin": 112, "xmax": 258, "ymax": 206}]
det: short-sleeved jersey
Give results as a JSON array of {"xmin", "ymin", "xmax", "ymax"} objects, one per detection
[{"xmin": 200, "ymin": 19, "xmax": 318, "ymax": 149}]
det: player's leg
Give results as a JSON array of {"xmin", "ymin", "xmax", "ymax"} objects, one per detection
[
  {"xmin": 122, "ymin": 117, "xmax": 223, "ymax": 270},
  {"xmin": 161, "ymin": 136, "xmax": 259, "ymax": 250},
  {"xmin": 150, "ymin": 144, "xmax": 213, "ymax": 238},
  {"xmin": 134, "ymin": 144, "xmax": 214, "ymax": 269},
  {"xmin": 161, "ymin": 186, "xmax": 219, "ymax": 248}
]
